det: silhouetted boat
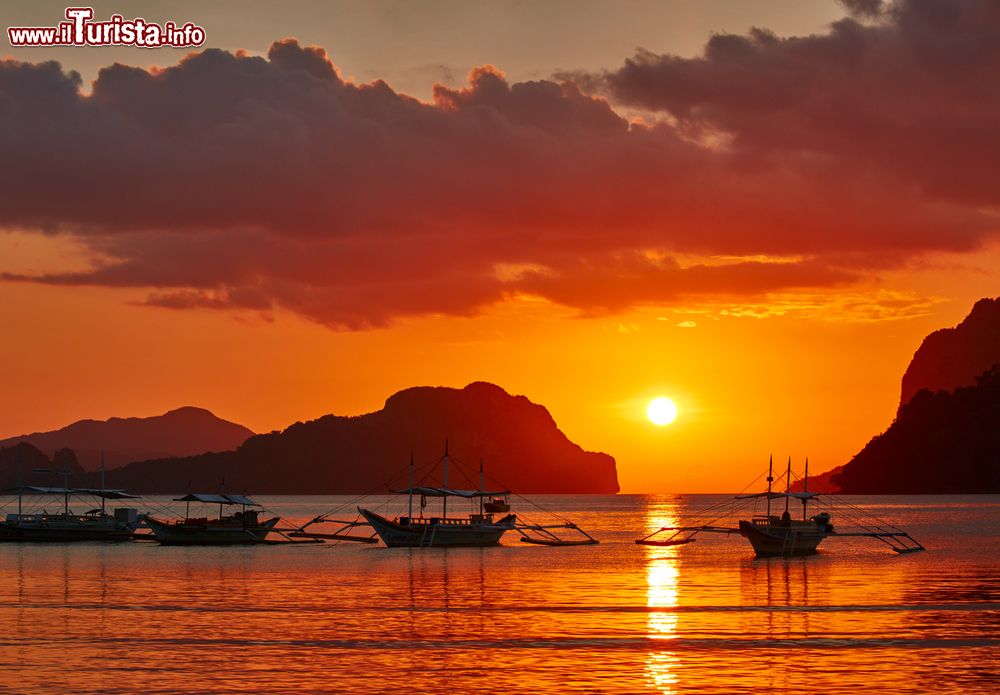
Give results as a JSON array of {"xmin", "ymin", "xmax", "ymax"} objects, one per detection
[
  {"xmin": 483, "ymin": 496, "xmax": 510, "ymax": 513},
  {"xmin": 636, "ymin": 457, "xmax": 924, "ymax": 556},
  {"xmin": 315, "ymin": 444, "xmax": 598, "ymax": 548},
  {"xmin": 0, "ymin": 486, "xmax": 141, "ymax": 541},
  {"xmin": 0, "ymin": 451, "xmax": 141, "ymax": 542},
  {"xmin": 144, "ymin": 493, "xmax": 279, "ymax": 545},
  {"xmin": 358, "ymin": 447, "xmax": 517, "ymax": 547},
  {"xmin": 736, "ymin": 508, "xmax": 833, "ymax": 556},
  {"xmin": 359, "ymin": 496, "xmax": 517, "ymax": 548}
]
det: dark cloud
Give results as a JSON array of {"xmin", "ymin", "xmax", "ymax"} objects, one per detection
[
  {"xmin": 1, "ymin": 5, "xmax": 997, "ymax": 329},
  {"xmin": 839, "ymin": 0, "xmax": 885, "ymax": 19},
  {"xmin": 602, "ymin": 0, "xmax": 1000, "ymax": 208}
]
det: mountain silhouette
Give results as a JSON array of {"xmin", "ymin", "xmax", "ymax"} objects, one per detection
[
  {"xmin": 800, "ymin": 297, "xmax": 1000, "ymax": 494},
  {"xmin": 900, "ymin": 297, "xmax": 1000, "ymax": 408},
  {"xmin": 0, "ymin": 407, "xmax": 254, "ymax": 472},
  {"xmin": 0, "ymin": 443, "xmax": 86, "ymax": 488},
  {"xmin": 95, "ymin": 382, "xmax": 619, "ymax": 494},
  {"xmin": 832, "ymin": 366, "xmax": 1000, "ymax": 493},
  {"xmin": 791, "ymin": 464, "xmax": 843, "ymax": 494}
]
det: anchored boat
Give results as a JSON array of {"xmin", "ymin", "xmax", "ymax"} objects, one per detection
[
  {"xmin": 359, "ymin": 445, "xmax": 517, "ymax": 547},
  {"xmin": 144, "ymin": 493, "xmax": 279, "ymax": 545},
  {"xmin": 300, "ymin": 444, "xmax": 598, "ymax": 548},
  {"xmin": 0, "ymin": 451, "xmax": 141, "ymax": 542},
  {"xmin": 359, "ymin": 499, "xmax": 517, "ymax": 548},
  {"xmin": 0, "ymin": 486, "xmax": 141, "ymax": 541},
  {"xmin": 636, "ymin": 456, "xmax": 924, "ymax": 557}
]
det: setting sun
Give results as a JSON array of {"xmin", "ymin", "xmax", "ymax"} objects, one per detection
[{"xmin": 647, "ymin": 397, "xmax": 678, "ymax": 426}]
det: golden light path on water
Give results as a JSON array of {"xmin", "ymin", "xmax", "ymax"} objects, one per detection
[{"xmin": 644, "ymin": 509, "xmax": 680, "ymax": 694}]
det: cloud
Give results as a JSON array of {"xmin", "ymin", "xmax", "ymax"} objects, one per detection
[
  {"xmin": 838, "ymin": 0, "xmax": 885, "ymax": 20},
  {"xmin": 599, "ymin": 0, "xmax": 1000, "ymax": 210},
  {"xmin": 0, "ymin": 7, "xmax": 997, "ymax": 329}
]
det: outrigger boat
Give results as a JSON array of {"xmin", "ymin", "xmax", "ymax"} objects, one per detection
[
  {"xmin": 636, "ymin": 457, "xmax": 925, "ymax": 557},
  {"xmin": 358, "ymin": 447, "xmax": 518, "ymax": 548},
  {"xmin": 144, "ymin": 493, "xmax": 279, "ymax": 545},
  {"xmin": 299, "ymin": 444, "xmax": 598, "ymax": 548},
  {"xmin": 359, "ymin": 494, "xmax": 517, "ymax": 548},
  {"xmin": 0, "ymin": 452, "xmax": 140, "ymax": 542},
  {"xmin": 0, "ymin": 486, "xmax": 141, "ymax": 542}
]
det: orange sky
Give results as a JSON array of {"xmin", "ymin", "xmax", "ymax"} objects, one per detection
[
  {"xmin": 1, "ymin": 1, "xmax": 997, "ymax": 491},
  {"xmin": 3, "ymin": 232, "xmax": 996, "ymax": 491}
]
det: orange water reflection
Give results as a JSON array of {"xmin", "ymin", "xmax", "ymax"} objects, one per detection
[
  {"xmin": 0, "ymin": 496, "xmax": 996, "ymax": 694},
  {"xmin": 644, "ymin": 503, "xmax": 681, "ymax": 693}
]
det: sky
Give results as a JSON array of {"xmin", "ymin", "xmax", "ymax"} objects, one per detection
[{"xmin": 0, "ymin": 0, "xmax": 997, "ymax": 492}]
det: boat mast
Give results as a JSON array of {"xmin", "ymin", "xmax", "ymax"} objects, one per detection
[
  {"xmin": 16, "ymin": 446, "xmax": 22, "ymax": 518},
  {"xmin": 803, "ymin": 457, "xmax": 809, "ymax": 520},
  {"xmin": 766, "ymin": 455, "xmax": 773, "ymax": 518},
  {"xmin": 63, "ymin": 452, "xmax": 70, "ymax": 515},
  {"xmin": 408, "ymin": 452, "xmax": 414, "ymax": 519},
  {"xmin": 442, "ymin": 439, "xmax": 449, "ymax": 520},
  {"xmin": 479, "ymin": 459, "xmax": 484, "ymax": 516},
  {"xmin": 100, "ymin": 451, "xmax": 106, "ymax": 516},
  {"xmin": 784, "ymin": 456, "xmax": 791, "ymax": 516}
]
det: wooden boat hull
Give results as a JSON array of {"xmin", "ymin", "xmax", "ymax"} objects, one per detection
[
  {"xmin": 144, "ymin": 516, "xmax": 279, "ymax": 545},
  {"xmin": 739, "ymin": 520, "xmax": 828, "ymax": 557},
  {"xmin": 0, "ymin": 513, "xmax": 140, "ymax": 542},
  {"xmin": 0, "ymin": 521, "xmax": 137, "ymax": 542},
  {"xmin": 359, "ymin": 508, "xmax": 516, "ymax": 548}
]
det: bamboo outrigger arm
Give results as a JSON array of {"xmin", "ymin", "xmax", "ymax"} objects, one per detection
[
  {"xmin": 514, "ymin": 521, "xmax": 599, "ymax": 546},
  {"xmin": 291, "ymin": 515, "xmax": 379, "ymax": 543},
  {"xmin": 635, "ymin": 525, "xmax": 741, "ymax": 547},
  {"xmin": 826, "ymin": 530, "xmax": 925, "ymax": 553}
]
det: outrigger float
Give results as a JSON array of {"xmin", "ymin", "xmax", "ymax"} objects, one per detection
[
  {"xmin": 295, "ymin": 443, "xmax": 598, "ymax": 548},
  {"xmin": 636, "ymin": 456, "xmax": 925, "ymax": 557}
]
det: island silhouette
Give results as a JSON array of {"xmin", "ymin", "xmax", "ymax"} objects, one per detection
[
  {"xmin": 45, "ymin": 382, "xmax": 620, "ymax": 494},
  {"xmin": 0, "ymin": 407, "xmax": 254, "ymax": 472}
]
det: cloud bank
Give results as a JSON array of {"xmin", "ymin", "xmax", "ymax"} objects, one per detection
[{"xmin": 1, "ymin": 0, "xmax": 996, "ymax": 328}]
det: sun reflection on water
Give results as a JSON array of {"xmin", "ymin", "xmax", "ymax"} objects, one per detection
[{"xmin": 644, "ymin": 505, "xmax": 681, "ymax": 694}]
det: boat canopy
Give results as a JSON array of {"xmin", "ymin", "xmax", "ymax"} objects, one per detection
[
  {"xmin": 391, "ymin": 486, "xmax": 510, "ymax": 498},
  {"xmin": 0, "ymin": 486, "xmax": 139, "ymax": 499},
  {"xmin": 734, "ymin": 491, "xmax": 819, "ymax": 501},
  {"xmin": 173, "ymin": 493, "xmax": 258, "ymax": 506}
]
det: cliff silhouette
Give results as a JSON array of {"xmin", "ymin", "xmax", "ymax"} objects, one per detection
[
  {"xmin": 0, "ymin": 407, "xmax": 254, "ymax": 472},
  {"xmin": 900, "ymin": 297, "xmax": 1000, "ymax": 408},
  {"xmin": 832, "ymin": 366, "xmax": 1000, "ymax": 493},
  {"xmin": 800, "ymin": 297, "xmax": 1000, "ymax": 494},
  {"xmin": 792, "ymin": 465, "xmax": 843, "ymax": 494},
  {"xmin": 97, "ymin": 382, "xmax": 619, "ymax": 494}
]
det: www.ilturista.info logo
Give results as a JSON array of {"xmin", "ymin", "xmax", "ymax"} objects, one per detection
[{"xmin": 8, "ymin": 7, "xmax": 205, "ymax": 48}]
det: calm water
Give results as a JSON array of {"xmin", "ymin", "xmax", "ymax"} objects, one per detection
[{"xmin": 0, "ymin": 495, "xmax": 996, "ymax": 694}]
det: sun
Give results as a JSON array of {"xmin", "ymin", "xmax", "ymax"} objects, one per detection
[{"xmin": 647, "ymin": 397, "xmax": 678, "ymax": 426}]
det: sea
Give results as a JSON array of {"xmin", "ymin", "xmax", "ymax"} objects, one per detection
[{"xmin": 0, "ymin": 494, "xmax": 996, "ymax": 694}]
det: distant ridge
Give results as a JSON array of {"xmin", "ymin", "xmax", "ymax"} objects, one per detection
[
  {"xmin": 0, "ymin": 407, "xmax": 254, "ymax": 472},
  {"xmin": 97, "ymin": 382, "xmax": 619, "ymax": 494},
  {"xmin": 0, "ymin": 443, "xmax": 85, "ymax": 488}
]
